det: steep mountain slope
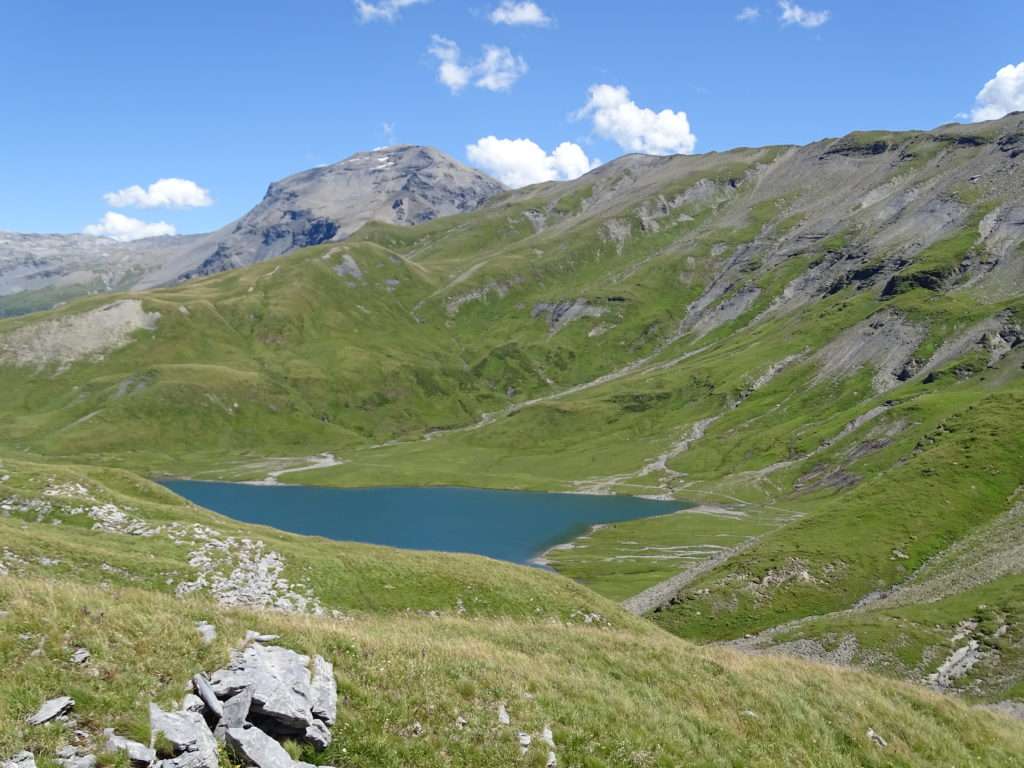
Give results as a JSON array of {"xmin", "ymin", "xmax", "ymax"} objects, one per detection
[
  {"xmin": 0, "ymin": 146, "xmax": 503, "ymax": 315},
  {"xmin": 2, "ymin": 113, "xmax": 1024, "ymax": 701}
]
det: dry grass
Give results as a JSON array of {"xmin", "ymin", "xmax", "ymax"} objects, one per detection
[{"xmin": 2, "ymin": 577, "xmax": 1022, "ymax": 767}]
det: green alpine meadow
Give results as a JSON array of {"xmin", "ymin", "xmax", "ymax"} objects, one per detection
[{"xmin": 3, "ymin": 5, "xmax": 1024, "ymax": 762}]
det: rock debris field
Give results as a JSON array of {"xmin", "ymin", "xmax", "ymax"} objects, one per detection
[{"xmin": 0, "ymin": 478, "xmax": 329, "ymax": 615}]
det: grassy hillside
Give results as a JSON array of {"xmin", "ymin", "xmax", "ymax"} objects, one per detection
[
  {"xmin": 2, "ymin": 113, "xmax": 1024, "ymax": 705},
  {"xmin": 5, "ymin": 571, "xmax": 1024, "ymax": 765}
]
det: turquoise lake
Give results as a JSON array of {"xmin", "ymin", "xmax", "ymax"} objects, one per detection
[{"xmin": 162, "ymin": 482, "xmax": 683, "ymax": 565}]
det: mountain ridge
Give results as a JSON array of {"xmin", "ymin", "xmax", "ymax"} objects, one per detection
[{"xmin": 0, "ymin": 145, "xmax": 504, "ymax": 315}]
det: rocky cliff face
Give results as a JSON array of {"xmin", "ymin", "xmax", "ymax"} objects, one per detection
[{"xmin": 0, "ymin": 146, "xmax": 504, "ymax": 313}]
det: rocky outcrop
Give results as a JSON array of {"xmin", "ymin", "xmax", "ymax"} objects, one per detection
[
  {"xmin": 531, "ymin": 299, "xmax": 606, "ymax": 333},
  {"xmin": 209, "ymin": 641, "xmax": 335, "ymax": 746}
]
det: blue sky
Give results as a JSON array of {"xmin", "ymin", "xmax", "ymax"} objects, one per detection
[{"xmin": 1, "ymin": 0, "xmax": 1021, "ymax": 237}]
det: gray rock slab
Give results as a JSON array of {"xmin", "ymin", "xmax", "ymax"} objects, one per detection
[
  {"xmin": 225, "ymin": 724, "xmax": 294, "ymax": 768},
  {"xmin": 214, "ymin": 687, "xmax": 253, "ymax": 744},
  {"xmin": 149, "ymin": 703, "xmax": 217, "ymax": 759},
  {"xmin": 304, "ymin": 718, "xmax": 331, "ymax": 750},
  {"xmin": 2, "ymin": 752, "xmax": 36, "ymax": 768},
  {"xmin": 56, "ymin": 756, "xmax": 96, "ymax": 768},
  {"xmin": 104, "ymin": 729, "xmax": 156, "ymax": 767},
  {"xmin": 192, "ymin": 674, "xmax": 223, "ymax": 718},
  {"xmin": 195, "ymin": 622, "xmax": 217, "ymax": 645},
  {"xmin": 210, "ymin": 644, "xmax": 313, "ymax": 733},
  {"xmin": 26, "ymin": 696, "xmax": 74, "ymax": 725},
  {"xmin": 181, "ymin": 694, "xmax": 206, "ymax": 713},
  {"xmin": 309, "ymin": 655, "xmax": 337, "ymax": 726}
]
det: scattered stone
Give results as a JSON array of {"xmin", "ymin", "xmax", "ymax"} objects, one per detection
[
  {"xmin": 192, "ymin": 674, "xmax": 223, "ymax": 719},
  {"xmin": 867, "ymin": 728, "xmax": 888, "ymax": 748},
  {"xmin": 245, "ymin": 631, "xmax": 280, "ymax": 644},
  {"xmin": 541, "ymin": 725, "xmax": 555, "ymax": 747},
  {"xmin": 26, "ymin": 695, "xmax": 74, "ymax": 725},
  {"xmin": 929, "ymin": 639, "xmax": 984, "ymax": 690},
  {"xmin": 309, "ymin": 655, "xmax": 337, "ymax": 726},
  {"xmin": 149, "ymin": 703, "xmax": 218, "ymax": 765},
  {"xmin": 546, "ymin": 751, "xmax": 557, "ymax": 768},
  {"xmin": 104, "ymin": 730, "xmax": 156, "ymax": 767},
  {"xmin": 195, "ymin": 621, "xmax": 217, "ymax": 645},
  {"xmin": 516, "ymin": 732, "xmax": 532, "ymax": 754},
  {"xmin": 225, "ymin": 724, "xmax": 295, "ymax": 768},
  {"xmin": 70, "ymin": 647, "xmax": 90, "ymax": 664},
  {"xmin": 181, "ymin": 694, "xmax": 206, "ymax": 713},
  {"xmin": 497, "ymin": 703, "xmax": 510, "ymax": 726},
  {"xmin": 2, "ymin": 752, "xmax": 36, "ymax": 768},
  {"xmin": 410, "ymin": 721, "xmax": 424, "ymax": 737},
  {"xmin": 214, "ymin": 687, "xmax": 253, "ymax": 743},
  {"xmin": 304, "ymin": 718, "xmax": 332, "ymax": 750},
  {"xmin": 56, "ymin": 755, "xmax": 96, "ymax": 768},
  {"xmin": 55, "ymin": 748, "xmax": 76, "ymax": 760}
]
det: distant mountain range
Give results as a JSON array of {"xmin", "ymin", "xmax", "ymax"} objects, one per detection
[{"xmin": 0, "ymin": 145, "xmax": 504, "ymax": 315}]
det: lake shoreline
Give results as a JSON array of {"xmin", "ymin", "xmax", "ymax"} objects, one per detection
[{"xmin": 160, "ymin": 480, "xmax": 682, "ymax": 567}]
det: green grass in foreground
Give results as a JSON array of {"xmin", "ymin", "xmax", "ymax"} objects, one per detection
[{"xmin": 3, "ymin": 577, "xmax": 1023, "ymax": 767}]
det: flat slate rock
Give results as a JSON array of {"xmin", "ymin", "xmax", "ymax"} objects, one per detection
[
  {"xmin": 304, "ymin": 718, "xmax": 331, "ymax": 750},
  {"xmin": 56, "ymin": 756, "xmax": 96, "ymax": 768},
  {"xmin": 195, "ymin": 621, "xmax": 217, "ymax": 645},
  {"xmin": 26, "ymin": 696, "xmax": 74, "ymax": 725},
  {"xmin": 210, "ymin": 644, "xmax": 314, "ymax": 734},
  {"xmin": 214, "ymin": 687, "xmax": 253, "ymax": 743},
  {"xmin": 192, "ymin": 674, "xmax": 223, "ymax": 718},
  {"xmin": 2, "ymin": 753, "xmax": 37, "ymax": 768},
  {"xmin": 225, "ymin": 724, "xmax": 295, "ymax": 768},
  {"xmin": 149, "ymin": 703, "xmax": 218, "ymax": 767},
  {"xmin": 309, "ymin": 655, "xmax": 337, "ymax": 726},
  {"xmin": 181, "ymin": 694, "xmax": 206, "ymax": 713},
  {"xmin": 104, "ymin": 729, "xmax": 156, "ymax": 767}
]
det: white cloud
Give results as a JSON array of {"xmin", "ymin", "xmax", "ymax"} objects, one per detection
[
  {"xmin": 576, "ymin": 84, "xmax": 697, "ymax": 155},
  {"xmin": 778, "ymin": 1, "xmax": 829, "ymax": 28},
  {"xmin": 466, "ymin": 136, "xmax": 598, "ymax": 188},
  {"xmin": 428, "ymin": 35, "xmax": 527, "ymax": 93},
  {"xmin": 103, "ymin": 178, "xmax": 213, "ymax": 209},
  {"xmin": 475, "ymin": 46, "xmax": 529, "ymax": 91},
  {"xmin": 489, "ymin": 1, "xmax": 551, "ymax": 27},
  {"xmin": 83, "ymin": 212, "xmax": 176, "ymax": 241},
  {"xmin": 970, "ymin": 62, "xmax": 1024, "ymax": 123},
  {"xmin": 428, "ymin": 36, "xmax": 472, "ymax": 92},
  {"xmin": 736, "ymin": 6, "xmax": 760, "ymax": 21},
  {"xmin": 355, "ymin": 0, "xmax": 427, "ymax": 22}
]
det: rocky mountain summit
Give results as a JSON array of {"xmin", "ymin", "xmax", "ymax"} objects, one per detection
[{"xmin": 0, "ymin": 146, "xmax": 503, "ymax": 315}]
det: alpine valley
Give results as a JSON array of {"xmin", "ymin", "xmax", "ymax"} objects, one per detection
[{"xmin": 3, "ymin": 113, "xmax": 1024, "ymax": 766}]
